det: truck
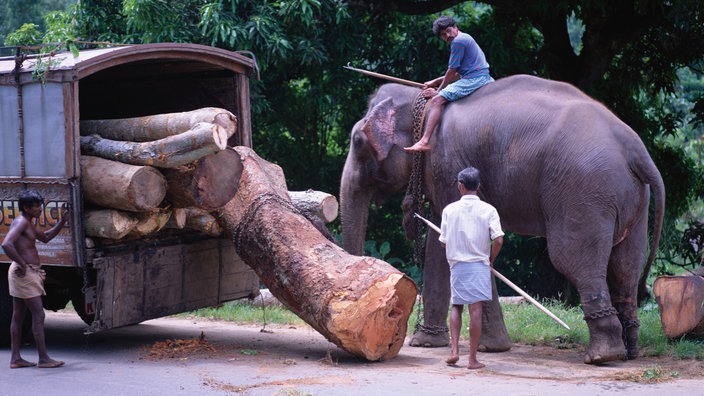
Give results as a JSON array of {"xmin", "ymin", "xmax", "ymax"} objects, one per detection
[{"xmin": 0, "ymin": 43, "xmax": 261, "ymax": 343}]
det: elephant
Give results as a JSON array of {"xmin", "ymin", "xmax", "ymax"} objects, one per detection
[{"xmin": 340, "ymin": 74, "xmax": 665, "ymax": 364}]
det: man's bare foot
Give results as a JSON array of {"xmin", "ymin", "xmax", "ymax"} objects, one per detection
[
  {"xmin": 10, "ymin": 359, "xmax": 36, "ymax": 369},
  {"xmin": 404, "ymin": 141, "xmax": 431, "ymax": 152},
  {"xmin": 467, "ymin": 361, "xmax": 485, "ymax": 370},
  {"xmin": 38, "ymin": 359, "xmax": 64, "ymax": 368},
  {"xmin": 445, "ymin": 355, "xmax": 459, "ymax": 365}
]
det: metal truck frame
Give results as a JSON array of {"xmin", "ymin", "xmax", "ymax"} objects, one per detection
[{"xmin": 0, "ymin": 43, "xmax": 260, "ymax": 342}]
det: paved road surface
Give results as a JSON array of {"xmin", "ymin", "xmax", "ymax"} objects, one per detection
[{"xmin": 1, "ymin": 311, "xmax": 702, "ymax": 395}]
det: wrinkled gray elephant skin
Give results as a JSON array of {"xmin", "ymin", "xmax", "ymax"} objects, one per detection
[{"xmin": 340, "ymin": 74, "xmax": 665, "ymax": 364}]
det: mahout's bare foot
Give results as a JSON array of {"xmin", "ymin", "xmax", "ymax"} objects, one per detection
[
  {"xmin": 10, "ymin": 359, "xmax": 37, "ymax": 369},
  {"xmin": 403, "ymin": 141, "xmax": 431, "ymax": 152},
  {"xmin": 445, "ymin": 355, "xmax": 459, "ymax": 365},
  {"xmin": 38, "ymin": 359, "xmax": 64, "ymax": 368},
  {"xmin": 467, "ymin": 361, "xmax": 485, "ymax": 370}
]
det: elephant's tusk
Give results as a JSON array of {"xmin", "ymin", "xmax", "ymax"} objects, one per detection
[{"xmin": 413, "ymin": 213, "xmax": 571, "ymax": 330}]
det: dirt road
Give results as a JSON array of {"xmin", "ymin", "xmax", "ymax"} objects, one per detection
[{"xmin": 1, "ymin": 311, "xmax": 702, "ymax": 395}]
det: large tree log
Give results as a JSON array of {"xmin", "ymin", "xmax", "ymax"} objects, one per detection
[
  {"xmin": 84, "ymin": 209, "xmax": 138, "ymax": 239},
  {"xmin": 162, "ymin": 149, "xmax": 243, "ymax": 210},
  {"xmin": 80, "ymin": 107, "xmax": 237, "ymax": 140},
  {"xmin": 289, "ymin": 189, "xmax": 339, "ymax": 223},
  {"xmin": 216, "ymin": 146, "xmax": 417, "ymax": 361},
  {"xmin": 80, "ymin": 122, "xmax": 228, "ymax": 168},
  {"xmin": 653, "ymin": 275, "xmax": 704, "ymax": 339},
  {"xmin": 80, "ymin": 156, "xmax": 167, "ymax": 212}
]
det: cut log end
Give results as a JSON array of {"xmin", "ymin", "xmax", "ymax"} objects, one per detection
[
  {"xmin": 653, "ymin": 275, "xmax": 704, "ymax": 339},
  {"xmin": 328, "ymin": 270, "xmax": 417, "ymax": 361}
]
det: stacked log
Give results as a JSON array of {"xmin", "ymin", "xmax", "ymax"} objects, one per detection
[
  {"xmin": 79, "ymin": 108, "xmax": 239, "ymax": 239},
  {"xmin": 78, "ymin": 108, "xmax": 338, "ymax": 239}
]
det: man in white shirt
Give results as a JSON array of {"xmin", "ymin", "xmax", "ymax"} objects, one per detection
[{"xmin": 439, "ymin": 166, "xmax": 504, "ymax": 369}]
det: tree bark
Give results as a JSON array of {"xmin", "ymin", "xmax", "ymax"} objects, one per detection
[
  {"xmin": 289, "ymin": 190, "xmax": 339, "ymax": 223},
  {"xmin": 84, "ymin": 209, "xmax": 138, "ymax": 239},
  {"xmin": 79, "ymin": 122, "xmax": 228, "ymax": 168},
  {"xmin": 653, "ymin": 275, "xmax": 704, "ymax": 339},
  {"xmin": 162, "ymin": 148, "xmax": 243, "ymax": 210},
  {"xmin": 80, "ymin": 155, "xmax": 167, "ymax": 212},
  {"xmin": 216, "ymin": 146, "xmax": 417, "ymax": 361},
  {"xmin": 80, "ymin": 107, "xmax": 237, "ymax": 141}
]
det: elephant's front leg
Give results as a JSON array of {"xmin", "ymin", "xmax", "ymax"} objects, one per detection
[
  {"xmin": 479, "ymin": 275, "xmax": 512, "ymax": 352},
  {"xmin": 409, "ymin": 237, "xmax": 450, "ymax": 347}
]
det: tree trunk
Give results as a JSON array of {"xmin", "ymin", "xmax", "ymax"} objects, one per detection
[
  {"xmin": 80, "ymin": 122, "xmax": 228, "ymax": 168},
  {"xmin": 216, "ymin": 146, "xmax": 417, "ymax": 361},
  {"xmin": 80, "ymin": 107, "xmax": 237, "ymax": 140},
  {"xmin": 653, "ymin": 275, "xmax": 704, "ymax": 339},
  {"xmin": 162, "ymin": 148, "xmax": 243, "ymax": 210},
  {"xmin": 84, "ymin": 209, "xmax": 138, "ymax": 239},
  {"xmin": 289, "ymin": 190, "xmax": 339, "ymax": 223},
  {"xmin": 80, "ymin": 156, "xmax": 167, "ymax": 212}
]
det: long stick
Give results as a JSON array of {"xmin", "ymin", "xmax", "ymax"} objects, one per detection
[
  {"xmin": 344, "ymin": 63, "xmax": 425, "ymax": 88},
  {"xmin": 414, "ymin": 213, "xmax": 571, "ymax": 330}
]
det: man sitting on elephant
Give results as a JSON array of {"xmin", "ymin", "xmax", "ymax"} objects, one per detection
[{"xmin": 405, "ymin": 15, "xmax": 494, "ymax": 152}]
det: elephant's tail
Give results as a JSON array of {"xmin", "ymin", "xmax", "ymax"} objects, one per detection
[{"xmin": 633, "ymin": 154, "xmax": 666, "ymax": 303}]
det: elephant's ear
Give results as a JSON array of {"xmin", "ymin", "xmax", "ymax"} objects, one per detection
[{"xmin": 363, "ymin": 97, "xmax": 397, "ymax": 162}]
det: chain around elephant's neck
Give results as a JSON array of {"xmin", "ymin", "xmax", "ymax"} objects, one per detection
[{"xmin": 408, "ymin": 92, "xmax": 429, "ymax": 267}]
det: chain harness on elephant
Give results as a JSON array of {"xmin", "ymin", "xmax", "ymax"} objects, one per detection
[{"xmin": 408, "ymin": 92, "xmax": 449, "ymax": 336}]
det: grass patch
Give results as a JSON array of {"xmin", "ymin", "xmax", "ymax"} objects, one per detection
[
  {"xmin": 182, "ymin": 300, "xmax": 304, "ymax": 326},
  {"xmin": 185, "ymin": 295, "xmax": 704, "ymax": 361}
]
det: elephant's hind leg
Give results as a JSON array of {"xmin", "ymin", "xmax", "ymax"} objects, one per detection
[
  {"xmin": 608, "ymin": 214, "xmax": 648, "ymax": 361},
  {"xmin": 582, "ymin": 301, "xmax": 625, "ymax": 364},
  {"xmin": 547, "ymin": 224, "xmax": 625, "ymax": 364}
]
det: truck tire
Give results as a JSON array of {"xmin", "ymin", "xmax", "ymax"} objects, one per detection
[
  {"xmin": 0, "ymin": 266, "xmax": 12, "ymax": 346},
  {"xmin": 70, "ymin": 288, "xmax": 95, "ymax": 325},
  {"xmin": 1, "ymin": 267, "xmax": 33, "ymax": 347}
]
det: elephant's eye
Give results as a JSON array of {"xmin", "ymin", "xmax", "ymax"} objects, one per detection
[{"xmin": 352, "ymin": 131, "xmax": 368, "ymax": 153}]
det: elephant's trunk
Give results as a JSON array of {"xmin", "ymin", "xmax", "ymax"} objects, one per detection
[{"xmin": 340, "ymin": 158, "xmax": 373, "ymax": 256}]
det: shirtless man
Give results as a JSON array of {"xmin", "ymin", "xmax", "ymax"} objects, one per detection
[{"xmin": 2, "ymin": 189, "xmax": 68, "ymax": 369}]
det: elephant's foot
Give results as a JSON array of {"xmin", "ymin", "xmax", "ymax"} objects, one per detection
[
  {"xmin": 583, "ymin": 309, "xmax": 625, "ymax": 364},
  {"xmin": 622, "ymin": 318, "xmax": 641, "ymax": 360},
  {"xmin": 409, "ymin": 330, "xmax": 449, "ymax": 347},
  {"xmin": 478, "ymin": 332, "xmax": 511, "ymax": 352}
]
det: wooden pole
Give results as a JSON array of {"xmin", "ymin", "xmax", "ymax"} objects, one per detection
[
  {"xmin": 344, "ymin": 64, "xmax": 425, "ymax": 88},
  {"xmin": 414, "ymin": 213, "xmax": 571, "ymax": 330}
]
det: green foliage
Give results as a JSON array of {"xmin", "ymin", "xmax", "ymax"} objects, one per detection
[
  {"xmin": 364, "ymin": 238, "xmax": 420, "ymax": 283},
  {"xmin": 184, "ymin": 300, "xmax": 303, "ymax": 325},
  {"xmin": 4, "ymin": 23, "xmax": 42, "ymax": 46}
]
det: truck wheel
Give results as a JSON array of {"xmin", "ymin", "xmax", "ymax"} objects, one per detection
[
  {"xmin": 70, "ymin": 289, "xmax": 95, "ymax": 325},
  {"xmin": 0, "ymin": 267, "xmax": 11, "ymax": 346},
  {"xmin": 1, "ymin": 267, "xmax": 33, "ymax": 347}
]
